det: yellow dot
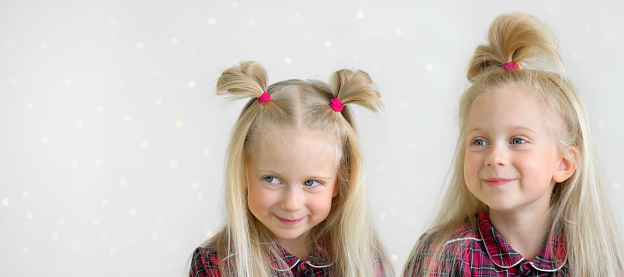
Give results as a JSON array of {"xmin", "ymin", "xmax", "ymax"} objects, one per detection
[
  {"xmin": 293, "ymin": 12, "xmax": 300, "ymax": 19},
  {"xmin": 94, "ymin": 159, "xmax": 102, "ymax": 166},
  {"xmin": 156, "ymin": 98, "xmax": 162, "ymax": 105},
  {"xmin": 353, "ymin": 56, "xmax": 360, "ymax": 62},
  {"xmin": 171, "ymin": 37, "xmax": 178, "ymax": 44},
  {"xmin": 151, "ymin": 233, "xmax": 159, "ymax": 240},
  {"xmin": 101, "ymin": 198, "xmax": 108, "ymax": 206},
  {"xmin": 57, "ymin": 219, "xmax": 65, "ymax": 226},
  {"xmin": 153, "ymin": 69, "xmax": 160, "ymax": 76},
  {"xmin": 247, "ymin": 19, "xmax": 255, "ymax": 27},
  {"xmin": 170, "ymin": 161, "xmax": 178, "ymax": 169},
  {"xmin": 197, "ymin": 193, "xmax": 204, "ymax": 200},
  {"xmin": 380, "ymin": 212, "xmax": 387, "ymax": 219},
  {"xmin": 394, "ymin": 194, "xmax": 401, "ymax": 201},
  {"xmin": 571, "ymin": 53, "xmax": 579, "ymax": 60},
  {"xmin": 40, "ymin": 42, "xmax": 48, "ymax": 49},
  {"xmin": 231, "ymin": 1, "xmax": 238, "ymax": 8},
  {"xmin": 616, "ymin": 100, "xmax": 622, "ymax": 107},
  {"xmin": 395, "ymin": 30, "xmax": 402, "ymax": 36},
  {"xmin": 64, "ymin": 79, "xmax": 71, "ymax": 86},
  {"xmin": 140, "ymin": 141, "xmax": 148, "ymax": 148},
  {"xmin": 614, "ymin": 182, "xmax": 620, "ymax": 190},
  {"xmin": 205, "ymin": 231, "xmax": 213, "ymax": 238},
  {"xmin": 175, "ymin": 120, "xmax": 183, "ymax": 127},
  {"xmin": 22, "ymin": 191, "xmax": 29, "ymax": 197},
  {"xmin": 22, "ymin": 247, "xmax": 29, "ymax": 254},
  {"xmin": 600, "ymin": 80, "xmax": 607, "ymax": 86},
  {"xmin": 72, "ymin": 244, "xmax": 79, "ymax": 251},
  {"xmin": 465, "ymin": 33, "xmax": 474, "ymax": 41},
  {"xmin": 192, "ymin": 182, "xmax": 199, "ymax": 189},
  {"xmin": 606, "ymin": 34, "xmax": 613, "ymax": 41},
  {"xmin": 426, "ymin": 64, "xmax": 433, "ymax": 71},
  {"xmin": 325, "ymin": 41, "xmax": 332, "ymax": 48},
  {"xmin": 408, "ymin": 218, "xmax": 417, "ymax": 226},
  {"xmin": 7, "ymin": 143, "xmax": 14, "ymax": 150},
  {"xmin": 408, "ymin": 144, "xmax": 415, "ymax": 150},
  {"xmin": 76, "ymin": 120, "xmax": 84, "ymax": 127},
  {"xmin": 285, "ymin": 57, "xmax": 292, "ymax": 64},
  {"xmin": 124, "ymin": 115, "xmax": 131, "ymax": 122},
  {"xmin": 52, "ymin": 233, "xmax": 60, "ymax": 240},
  {"xmin": 398, "ymin": 102, "xmax": 406, "ymax": 108},
  {"xmin": 110, "ymin": 247, "xmax": 118, "ymax": 254},
  {"xmin": 137, "ymin": 42, "xmax": 144, "ymax": 50},
  {"xmin": 130, "ymin": 237, "xmax": 138, "ymax": 244},
  {"xmin": 26, "ymin": 103, "xmax": 33, "ymax": 110},
  {"xmin": 93, "ymin": 219, "xmax": 100, "ymax": 226},
  {"xmin": 109, "ymin": 18, "xmax": 117, "ymax": 26},
  {"xmin": 203, "ymin": 148, "xmax": 210, "ymax": 155},
  {"xmin": 120, "ymin": 179, "xmax": 127, "ymax": 186},
  {"xmin": 1, "ymin": 199, "xmax": 8, "ymax": 206},
  {"xmin": 391, "ymin": 255, "xmax": 397, "ymax": 261},
  {"xmin": 171, "ymin": 244, "xmax": 179, "ymax": 251},
  {"xmin": 71, "ymin": 161, "xmax": 79, "ymax": 168},
  {"xmin": 584, "ymin": 26, "xmax": 592, "ymax": 33},
  {"xmin": 188, "ymin": 81, "xmax": 196, "ymax": 88},
  {"xmin": 157, "ymin": 218, "xmax": 164, "ymax": 226},
  {"xmin": 129, "ymin": 209, "xmax": 136, "ymax": 215},
  {"xmin": 597, "ymin": 120, "xmax": 605, "ymax": 127},
  {"xmin": 208, "ymin": 17, "xmax": 216, "ymax": 25},
  {"xmin": 27, "ymin": 212, "xmax": 34, "ymax": 219},
  {"xmin": 101, "ymin": 234, "xmax": 109, "ymax": 241},
  {"xmin": 117, "ymin": 78, "xmax": 124, "ymax": 86},
  {"xmin": 42, "ymin": 136, "xmax": 49, "ymax": 144},
  {"xmin": 97, "ymin": 105, "xmax": 104, "ymax": 112},
  {"xmin": 585, "ymin": 0, "xmax": 592, "ymax": 3},
  {"xmin": 356, "ymin": 12, "xmax": 364, "ymax": 19}
]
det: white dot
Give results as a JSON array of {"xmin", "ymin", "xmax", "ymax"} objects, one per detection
[
  {"xmin": 22, "ymin": 191, "xmax": 29, "ymax": 197},
  {"xmin": 391, "ymin": 255, "xmax": 397, "ymax": 261},
  {"xmin": 285, "ymin": 57, "xmax": 292, "ymax": 64},
  {"xmin": 380, "ymin": 212, "xmax": 387, "ymax": 219},
  {"xmin": 231, "ymin": 1, "xmax": 238, "ymax": 8},
  {"xmin": 140, "ymin": 141, "xmax": 148, "ymax": 148},
  {"xmin": 94, "ymin": 159, "xmax": 102, "ymax": 166},
  {"xmin": 40, "ymin": 42, "xmax": 48, "ymax": 49},
  {"xmin": 293, "ymin": 12, "xmax": 300, "ymax": 19},
  {"xmin": 153, "ymin": 69, "xmax": 160, "ymax": 77},
  {"xmin": 192, "ymin": 182, "xmax": 199, "ymax": 189},
  {"xmin": 110, "ymin": 247, "xmax": 118, "ymax": 254},
  {"xmin": 22, "ymin": 247, "xmax": 29, "ymax": 254},
  {"xmin": 465, "ymin": 33, "xmax": 473, "ymax": 41},
  {"xmin": 600, "ymin": 80, "xmax": 607, "ymax": 86},
  {"xmin": 151, "ymin": 233, "xmax": 159, "ymax": 240},
  {"xmin": 109, "ymin": 18, "xmax": 117, "ymax": 26},
  {"xmin": 57, "ymin": 219, "xmax": 65, "ymax": 226},
  {"xmin": 171, "ymin": 244, "xmax": 179, "ymax": 251},
  {"xmin": 42, "ymin": 137, "xmax": 49, "ymax": 144},
  {"xmin": 7, "ymin": 143, "xmax": 14, "ymax": 150},
  {"xmin": 356, "ymin": 12, "xmax": 364, "ymax": 19},
  {"xmin": 120, "ymin": 179, "xmax": 127, "ymax": 186},
  {"xmin": 614, "ymin": 182, "xmax": 620, "ymax": 190},
  {"xmin": 97, "ymin": 105, "xmax": 104, "ymax": 112},
  {"xmin": 208, "ymin": 17, "xmax": 216, "ymax": 25},
  {"xmin": 1, "ymin": 199, "xmax": 8, "ymax": 206},
  {"xmin": 325, "ymin": 41, "xmax": 332, "ymax": 48},
  {"xmin": 101, "ymin": 198, "xmax": 108, "ymax": 206},
  {"xmin": 124, "ymin": 115, "xmax": 131, "ymax": 122},
  {"xmin": 171, "ymin": 37, "xmax": 178, "ymax": 44},
  {"xmin": 188, "ymin": 47, "xmax": 197, "ymax": 54},
  {"xmin": 548, "ymin": 6, "xmax": 555, "ymax": 13},
  {"xmin": 130, "ymin": 237, "xmax": 138, "ymax": 244},
  {"xmin": 52, "ymin": 233, "xmax": 60, "ymax": 240},
  {"xmin": 248, "ymin": 19, "xmax": 255, "ymax": 27},
  {"xmin": 197, "ymin": 193, "xmax": 204, "ymax": 200},
  {"xmin": 399, "ymin": 102, "xmax": 406, "ymax": 108},
  {"xmin": 7, "ymin": 40, "xmax": 14, "ymax": 48},
  {"xmin": 170, "ymin": 161, "xmax": 178, "ymax": 169},
  {"xmin": 157, "ymin": 218, "xmax": 164, "ymax": 226},
  {"xmin": 71, "ymin": 161, "xmax": 79, "ymax": 168},
  {"xmin": 571, "ymin": 53, "xmax": 579, "ymax": 60},
  {"xmin": 378, "ymin": 164, "xmax": 385, "ymax": 171},
  {"xmin": 584, "ymin": 26, "xmax": 592, "ymax": 33},
  {"xmin": 353, "ymin": 56, "xmax": 360, "ymax": 62},
  {"xmin": 101, "ymin": 234, "xmax": 109, "ymax": 241},
  {"xmin": 426, "ymin": 64, "xmax": 433, "ymax": 71},
  {"xmin": 27, "ymin": 212, "xmax": 34, "ymax": 219},
  {"xmin": 129, "ymin": 209, "xmax": 136, "ymax": 215},
  {"xmin": 606, "ymin": 34, "xmax": 613, "ymax": 41},
  {"xmin": 137, "ymin": 42, "xmax": 144, "ymax": 50},
  {"xmin": 76, "ymin": 120, "xmax": 84, "ymax": 127},
  {"xmin": 203, "ymin": 148, "xmax": 210, "ymax": 155},
  {"xmin": 408, "ymin": 218, "xmax": 417, "ymax": 226},
  {"xmin": 93, "ymin": 219, "xmax": 100, "ymax": 226},
  {"xmin": 188, "ymin": 81, "xmax": 196, "ymax": 88},
  {"xmin": 395, "ymin": 30, "xmax": 402, "ymax": 36},
  {"xmin": 597, "ymin": 120, "xmax": 604, "ymax": 127},
  {"xmin": 156, "ymin": 98, "xmax": 163, "ymax": 105},
  {"xmin": 10, "ymin": 77, "xmax": 17, "ymax": 84},
  {"xmin": 175, "ymin": 120, "xmax": 183, "ymax": 127},
  {"xmin": 72, "ymin": 244, "xmax": 79, "ymax": 251},
  {"xmin": 64, "ymin": 79, "xmax": 71, "ymax": 86},
  {"xmin": 117, "ymin": 78, "xmax": 124, "ymax": 85},
  {"xmin": 205, "ymin": 231, "xmax": 213, "ymax": 238}
]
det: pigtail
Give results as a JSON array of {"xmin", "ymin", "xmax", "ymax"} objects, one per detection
[
  {"xmin": 467, "ymin": 12, "xmax": 563, "ymax": 81},
  {"xmin": 217, "ymin": 61, "xmax": 269, "ymax": 99},
  {"xmin": 329, "ymin": 69, "xmax": 383, "ymax": 113}
]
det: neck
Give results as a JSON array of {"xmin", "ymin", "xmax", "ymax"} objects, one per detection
[
  {"xmin": 488, "ymin": 206, "xmax": 551, "ymax": 260},
  {"xmin": 275, "ymin": 235, "xmax": 311, "ymax": 259}
]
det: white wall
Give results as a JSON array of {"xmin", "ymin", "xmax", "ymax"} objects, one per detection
[{"xmin": 1, "ymin": 0, "xmax": 623, "ymax": 276}]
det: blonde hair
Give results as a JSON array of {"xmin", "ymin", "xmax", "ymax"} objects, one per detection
[
  {"xmin": 404, "ymin": 12, "xmax": 624, "ymax": 276},
  {"xmin": 206, "ymin": 61, "xmax": 393, "ymax": 277}
]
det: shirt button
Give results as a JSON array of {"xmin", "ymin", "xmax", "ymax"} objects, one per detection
[
  {"xmin": 523, "ymin": 263, "xmax": 530, "ymax": 270},
  {"xmin": 299, "ymin": 263, "xmax": 308, "ymax": 270}
]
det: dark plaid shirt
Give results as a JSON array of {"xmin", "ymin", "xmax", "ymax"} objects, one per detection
[
  {"xmin": 189, "ymin": 240, "xmax": 388, "ymax": 276},
  {"xmin": 405, "ymin": 209, "xmax": 568, "ymax": 276}
]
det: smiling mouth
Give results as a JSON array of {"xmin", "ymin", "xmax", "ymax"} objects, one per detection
[
  {"xmin": 482, "ymin": 178, "xmax": 514, "ymax": 186},
  {"xmin": 275, "ymin": 216, "xmax": 303, "ymax": 226}
]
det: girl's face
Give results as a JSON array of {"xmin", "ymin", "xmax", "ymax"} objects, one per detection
[
  {"xmin": 246, "ymin": 129, "xmax": 339, "ymax": 251},
  {"xmin": 463, "ymin": 85, "xmax": 566, "ymax": 215}
]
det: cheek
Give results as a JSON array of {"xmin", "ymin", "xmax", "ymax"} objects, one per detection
[
  {"xmin": 247, "ymin": 184, "xmax": 274, "ymax": 215},
  {"xmin": 309, "ymin": 190, "xmax": 335, "ymax": 218}
]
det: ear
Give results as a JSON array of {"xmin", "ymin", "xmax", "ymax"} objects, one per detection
[
  {"xmin": 553, "ymin": 147, "xmax": 578, "ymax": 183},
  {"xmin": 332, "ymin": 180, "xmax": 340, "ymax": 198}
]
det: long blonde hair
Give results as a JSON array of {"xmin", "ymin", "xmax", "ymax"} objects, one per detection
[
  {"xmin": 207, "ymin": 61, "xmax": 393, "ymax": 276},
  {"xmin": 404, "ymin": 12, "xmax": 624, "ymax": 276}
]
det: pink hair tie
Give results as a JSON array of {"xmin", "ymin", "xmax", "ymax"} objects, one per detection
[
  {"xmin": 257, "ymin": 91, "xmax": 271, "ymax": 103},
  {"xmin": 502, "ymin": 61, "xmax": 520, "ymax": 72},
  {"xmin": 329, "ymin": 98, "xmax": 344, "ymax": 112}
]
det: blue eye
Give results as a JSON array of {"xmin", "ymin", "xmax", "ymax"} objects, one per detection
[
  {"xmin": 303, "ymin": 180, "xmax": 320, "ymax": 187},
  {"xmin": 473, "ymin": 139, "xmax": 488, "ymax": 146},
  {"xmin": 511, "ymin": 137, "xmax": 526, "ymax": 144},
  {"xmin": 264, "ymin": 176, "xmax": 281, "ymax": 184}
]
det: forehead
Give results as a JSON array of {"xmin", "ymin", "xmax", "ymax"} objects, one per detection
[
  {"xmin": 467, "ymin": 85, "xmax": 549, "ymax": 128},
  {"xmin": 248, "ymin": 127, "xmax": 342, "ymax": 162}
]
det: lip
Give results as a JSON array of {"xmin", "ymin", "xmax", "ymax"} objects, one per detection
[
  {"xmin": 275, "ymin": 216, "xmax": 303, "ymax": 226},
  {"xmin": 482, "ymin": 177, "xmax": 514, "ymax": 186}
]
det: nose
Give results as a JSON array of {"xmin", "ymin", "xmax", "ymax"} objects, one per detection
[
  {"xmin": 281, "ymin": 186, "xmax": 303, "ymax": 212},
  {"xmin": 485, "ymin": 142, "xmax": 508, "ymax": 167}
]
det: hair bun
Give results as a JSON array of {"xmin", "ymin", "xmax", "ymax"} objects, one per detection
[
  {"xmin": 217, "ymin": 61, "xmax": 269, "ymax": 99},
  {"xmin": 329, "ymin": 69, "xmax": 382, "ymax": 112}
]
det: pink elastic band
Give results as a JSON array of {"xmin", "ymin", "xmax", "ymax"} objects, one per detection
[
  {"xmin": 502, "ymin": 61, "xmax": 520, "ymax": 72},
  {"xmin": 257, "ymin": 91, "xmax": 270, "ymax": 103},
  {"xmin": 329, "ymin": 98, "xmax": 343, "ymax": 112}
]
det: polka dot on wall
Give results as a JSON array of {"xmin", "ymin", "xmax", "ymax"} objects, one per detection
[
  {"xmin": 208, "ymin": 17, "xmax": 216, "ymax": 25},
  {"xmin": 2, "ymin": 199, "xmax": 8, "ymax": 206}
]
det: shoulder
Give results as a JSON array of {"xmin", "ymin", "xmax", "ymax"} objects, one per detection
[{"xmin": 189, "ymin": 241, "xmax": 223, "ymax": 277}]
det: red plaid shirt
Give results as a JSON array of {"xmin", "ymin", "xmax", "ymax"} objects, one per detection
[
  {"xmin": 189, "ymin": 240, "xmax": 388, "ymax": 276},
  {"xmin": 404, "ymin": 209, "xmax": 568, "ymax": 276}
]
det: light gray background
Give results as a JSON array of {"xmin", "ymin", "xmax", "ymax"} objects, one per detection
[{"xmin": 1, "ymin": 0, "xmax": 623, "ymax": 276}]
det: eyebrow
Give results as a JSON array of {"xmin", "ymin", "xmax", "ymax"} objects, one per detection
[
  {"xmin": 254, "ymin": 169, "xmax": 334, "ymax": 181},
  {"xmin": 467, "ymin": 125, "xmax": 537, "ymax": 134}
]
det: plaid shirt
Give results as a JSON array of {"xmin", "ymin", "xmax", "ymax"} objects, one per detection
[
  {"xmin": 189, "ymin": 240, "xmax": 388, "ymax": 276},
  {"xmin": 404, "ymin": 209, "xmax": 568, "ymax": 276}
]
